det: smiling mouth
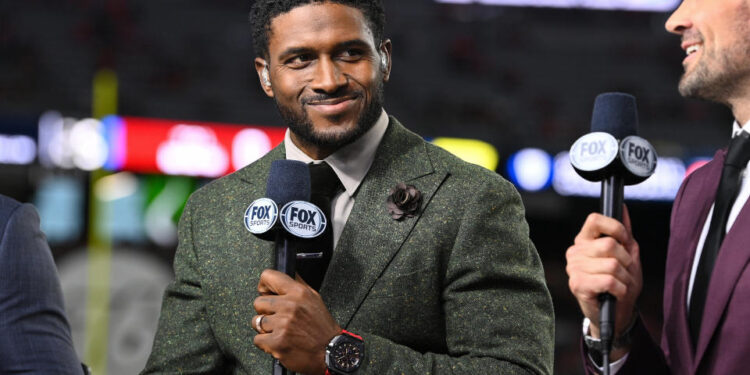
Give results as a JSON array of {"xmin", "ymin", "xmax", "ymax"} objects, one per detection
[
  {"xmin": 686, "ymin": 44, "xmax": 702, "ymax": 56},
  {"xmin": 681, "ymin": 42, "xmax": 703, "ymax": 67},
  {"xmin": 306, "ymin": 95, "xmax": 357, "ymax": 106},
  {"xmin": 305, "ymin": 95, "xmax": 360, "ymax": 115}
]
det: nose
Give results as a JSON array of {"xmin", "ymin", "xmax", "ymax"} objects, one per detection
[
  {"xmin": 665, "ymin": 1, "xmax": 691, "ymax": 35},
  {"xmin": 311, "ymin": 57, "xmax": 347, "ymax": 93}
]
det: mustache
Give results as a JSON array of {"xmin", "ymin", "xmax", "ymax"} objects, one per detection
[
  {"xmin": 301, "ymin": 90, "xmax": 362, "ymax": 105},
  {"xmin": 681, "ymin": 29, "xmax": 703, "ymax": 44}
]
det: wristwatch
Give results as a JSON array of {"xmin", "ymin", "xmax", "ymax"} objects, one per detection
[
  {"xmin": 582, "ymin": 315, "xmax": 636, "ymax": 353},
  {"xmin": 325, "ymin": 330, "xmax": 365, "ymax": 374}
]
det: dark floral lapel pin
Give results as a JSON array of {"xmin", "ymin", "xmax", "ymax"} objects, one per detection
[{"xmin": 386, "ymin": 182, "xmax": 422, "ymax": 220}]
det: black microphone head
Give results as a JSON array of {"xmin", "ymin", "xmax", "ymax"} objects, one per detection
[
  {"xmin": 266, "ymin": 160, "xmax": 311, "ymax": 207},
  {"xmin": 590, "ymin": 93, "xmax": 639, "ymax": 139}
]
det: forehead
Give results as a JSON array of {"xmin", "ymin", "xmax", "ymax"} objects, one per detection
[{"xmin": 267, "ymin": 3, "xmax": 376, "ymax": 55}]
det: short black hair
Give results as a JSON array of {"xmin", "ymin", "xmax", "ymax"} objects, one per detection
[{"xmin": 249, "ymin": 0, "xmax": 386, "ymax": 59}]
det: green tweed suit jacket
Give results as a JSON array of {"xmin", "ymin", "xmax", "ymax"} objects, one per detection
[{"xmin": 143, "ymin": 117, "xmax": 554, "ymax": 374}]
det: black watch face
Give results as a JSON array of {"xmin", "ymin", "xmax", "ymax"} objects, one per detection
[{"xmin": 332, "ymin": 341, "xmax": 362, "ymax": 372}]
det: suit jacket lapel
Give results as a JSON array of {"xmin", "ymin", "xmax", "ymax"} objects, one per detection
[
  {"xmin": 319, "ymin": 118, "xmax": 447, "ymax": 327},
  {"xmin": 695, "ymin": 150, "xmax": 750, "ymax": 368},
  {"xmin": 663, "ymin": 150, "xmax": 722, "ymax": 371}
]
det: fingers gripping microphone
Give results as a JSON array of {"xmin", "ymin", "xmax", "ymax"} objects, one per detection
[{"xmin": 569, "ymin": 93, "xmax": 657, "ymax": 374}]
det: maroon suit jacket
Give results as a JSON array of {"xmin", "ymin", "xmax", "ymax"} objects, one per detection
[{"xmin": 583, "ymin": 148, "xmax": 750, "ymax": 374}]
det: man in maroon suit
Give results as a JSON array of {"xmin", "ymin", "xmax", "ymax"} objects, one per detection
[{"xmin": 566, "ymin": 1, "xmax": 750, "ymax": 374}]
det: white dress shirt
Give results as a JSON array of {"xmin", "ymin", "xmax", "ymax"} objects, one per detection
[
  {"xmin": 687, "ymin": 121, "xmax": 750, "ymax": 307},
  {"xmin": 284, "ymin": 109, "xmax": 390, "ymax": 248}
]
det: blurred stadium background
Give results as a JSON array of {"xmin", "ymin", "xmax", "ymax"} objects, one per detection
[{"xmin": 0, "ymin": 0, "xmax": 731, "ymax": 373}]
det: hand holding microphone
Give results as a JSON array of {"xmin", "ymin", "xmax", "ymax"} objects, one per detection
[
  {"xmin": 253, "ymin": 268, "xmax": 341, "ymax": 375},
  {"xmin": 565, "ymin": 93, "xmax": 657, "ymax": 371},
  {"xmin": 567, "ymin": 209, "xmax": 642, "ymax": 363}
]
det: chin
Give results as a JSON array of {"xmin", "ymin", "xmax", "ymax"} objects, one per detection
[
  {"xmin": 678, "ymin": 79, "xmax": 703, "ymax": 98},
  {"xmin": 309, "ymin": 115, "xmax": 360, "ymax": 134},
  {"xmin": 678, "ymin": 65, "xmax": 707, "ymax": 97},
  {"xmin": 313, "ymin": 127, "xmax": 361, "ymax": 145},
  {"xmin": 311, "ymin": 116, "xmax": 357, "ymax": 130}
]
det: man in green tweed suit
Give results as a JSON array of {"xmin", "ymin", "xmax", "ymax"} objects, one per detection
[{"xmin": 143, "ymin": 0, "xmax": 554, "ymax": 374}]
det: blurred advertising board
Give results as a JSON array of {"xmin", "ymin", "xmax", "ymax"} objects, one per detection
[{"xmin": 102, "ymin": 116, "xmax": 285, "ymax": 177}]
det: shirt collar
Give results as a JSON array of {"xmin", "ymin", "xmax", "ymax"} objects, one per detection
[
  {"xmin": 732, "ymin": 119, "xmax": 750, "ymax": 137},
  {"xmin": 284, "ymin": 109, "xmax": 389, "ymax": 197}
]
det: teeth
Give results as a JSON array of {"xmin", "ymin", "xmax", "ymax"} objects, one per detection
[{"xmin": 686, "ymin": 45, "xmax": 701, "ymax": 56}]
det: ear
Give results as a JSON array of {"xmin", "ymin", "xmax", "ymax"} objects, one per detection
[
  {"xmin": 379, "ymin": 39, "xmax": 393, "ymax": 82},
  {"xmin": 254, "ymin": 57, "xmax": 274, "ymax": 97}
]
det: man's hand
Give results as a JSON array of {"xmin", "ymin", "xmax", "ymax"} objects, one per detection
[
  {"xmin": 566, "ymin": 208, "xmax": 642, "ymax": 359},
  {"xmin": 253, "ymin": 269, "xmax": 342, "ymax": 375}
]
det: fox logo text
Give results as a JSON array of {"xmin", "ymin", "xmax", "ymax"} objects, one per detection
[
  {"xmin": 244, "ymin": 198, "xmax": 278, "ymax": 234},
  {"xmin": 620, "ymin": 136, "xmax": 657, "ymax": 178},
  {"xmin": 569, "ymin": 132, "xmax": 619, "ymax": 172},
  {"xmin": 280, "ymin": 201, "xmax": 326, "ymax": 239}
]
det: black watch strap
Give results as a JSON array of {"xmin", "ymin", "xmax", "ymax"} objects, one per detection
[{"xmin": 583, "ymin": 314, "xmax": 637, "ymax": 353}]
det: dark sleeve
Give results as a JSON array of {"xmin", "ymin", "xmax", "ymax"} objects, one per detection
[
  {"xmin": 142, "ymin": 196, "xmax": 227, "ymax": 374},
  {"xmin": 581, "ymin": 315, "xmax": 669, "ymax": 374},
  {"xmin": 0, "ymin": 203, "xmax": 82, "ymax": 374},
  {"xmin": 359, "ymin": 177, "xmax": 555, "ymax": 375}
]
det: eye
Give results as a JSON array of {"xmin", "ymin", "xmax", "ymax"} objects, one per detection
[
  {"xmin": 285, "ymin": 54, "xmax": 314, "ymax": 68},
  {"xmin": 338, "ymin": 48, "xmax": 365, "ymax": 62}
]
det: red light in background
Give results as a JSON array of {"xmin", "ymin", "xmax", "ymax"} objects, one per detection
[{"xmin": 114, "ymin": 117, "xmax": 285, "ymax": 177}]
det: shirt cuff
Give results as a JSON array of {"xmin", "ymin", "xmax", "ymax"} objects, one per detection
[{"xmin": 588, "ymin": 352, "xmax": 629, "ymax": 375}]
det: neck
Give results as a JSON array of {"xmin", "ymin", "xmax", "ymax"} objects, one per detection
[
  {"xmin": 730, "ymin": 102, "xmax": 750, "ymax": 128},
  {"xmin": 726, "ymin": 84, "xmax": 750, "ymax": 127},
  {"xmin": 289, "ymin": 132, "xmax": 336, "ymax": 160}
]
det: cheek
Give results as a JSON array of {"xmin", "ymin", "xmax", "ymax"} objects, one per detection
[
  {"xmin": 349, "ymin": 65, "xmax": 381, "ymax": 88},
  {"xmin": 706, "ymin": 7, "xmax": 742, "ymax": 46},
  {"xmin": 273, "ymin": 74, "xmax": 305, "ymax": 97}
]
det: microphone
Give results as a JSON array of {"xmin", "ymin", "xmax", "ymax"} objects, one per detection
[
  {"xmin": 243, "ymin": 160, "xmax": 327, "ymax": 375},
  {"xmin": 266, "ymin": 160, "xmax": 311, "ymax": 278},
  {"xmin": 569, "ymin": 93, "xmax": 657, "ymax": 374},
  {"xmin": 245, "ymin": 159, "xmax": 331, "ymax": 274}
]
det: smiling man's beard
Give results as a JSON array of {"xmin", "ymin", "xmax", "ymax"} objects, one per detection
[
  {"xmin": 678, "ymin": 45, "xmax": 750, "ymax": 103},
  {"xmin": 678, "ymin": 4, "xmax": 750, "ymax": 104},
  {"xmin": 275, "ymin": 80, "xmax": 385, "ymax": 153}
]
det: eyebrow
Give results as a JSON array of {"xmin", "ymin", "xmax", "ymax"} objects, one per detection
[
  {"xmin": 336, "ymin": 39, "xmax": 371, "ymax": 50},
  {"xmin": 277, "ymin": 39, "xmax": 372, "ymax": 59}
]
